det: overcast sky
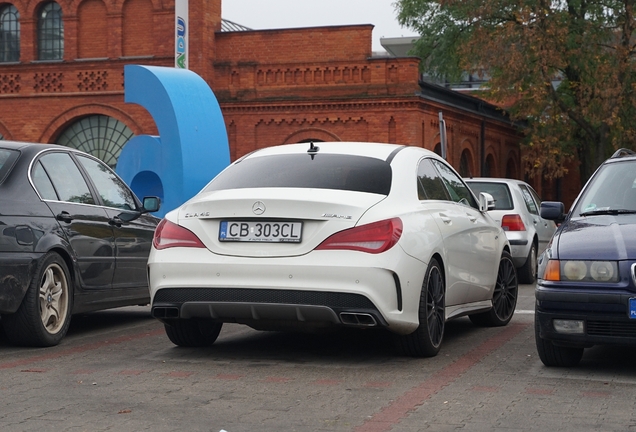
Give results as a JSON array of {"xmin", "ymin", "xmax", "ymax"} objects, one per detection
[{"xmin": 221, "ymin": 0, "xmax": 419, "ymax": 52}]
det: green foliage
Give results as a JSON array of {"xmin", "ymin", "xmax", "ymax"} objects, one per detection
[{"xmin": 395, "ymin": 0, "xmax": 636, "ymax": 182}]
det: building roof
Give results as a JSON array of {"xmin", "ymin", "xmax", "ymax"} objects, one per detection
[{"xmin": 221, "ymin": 19, "xmax": 252, "ymax": 32}]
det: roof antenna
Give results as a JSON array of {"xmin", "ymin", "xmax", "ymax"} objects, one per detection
[{"xmin": 307, "ymin": 141, "xmax": 320, "ymax": 160}]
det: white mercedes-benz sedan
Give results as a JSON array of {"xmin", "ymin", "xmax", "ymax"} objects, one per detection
[{"xmin": 148, "ymin": 142, "xmax": 518, "ymax": 357}]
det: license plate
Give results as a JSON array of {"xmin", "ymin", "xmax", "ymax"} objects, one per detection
[
  {"xmin": 219, "ymin": 221, "xmax": 302, "ymax": 243},
  {"xmin": 629, "ymin": 298, "xmax": 636, "ymax": 319}
]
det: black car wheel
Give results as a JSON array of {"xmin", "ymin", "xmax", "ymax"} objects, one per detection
[
  {"xmin": 518, "ymin": 242, "xmax": 537, "ymax": 284},
  {"xmin": 165, "ymin": 319, "xmax": 223, "ymax": 347},
  {"xmin": 398, "ymin": 258, "xmax": 445, "ymax": 357},
  {"xmin": 3, "ymin": 252, "xmax": 72, "ymax": 347},
  {"xmin": 534, "ymin": 313, "xmax": 584, "ymax": 367},
  {"xmin": 470, "ymin": 250, "xmax": 518, "ymax": 327}
]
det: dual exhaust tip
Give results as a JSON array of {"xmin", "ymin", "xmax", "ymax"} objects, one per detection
[{"xmin": 339, "ymin": 312, "xmax": 377, "ymax": 327}]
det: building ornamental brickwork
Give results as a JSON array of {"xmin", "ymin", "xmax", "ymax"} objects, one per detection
[{"xmin": 0, "ymin": 0, "xmax": 574, "ymax": 202}]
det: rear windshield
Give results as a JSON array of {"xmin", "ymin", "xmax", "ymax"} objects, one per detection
[
  {"xmin": 204, "ymin": 154, "xmax": 392, "ymax": 195},
  {"xmin": 0, "ymin": 148, "xmax": 19, "ymax": 184},
  {"xmin": 467, "ymin": 181, "xmax": 514, "ymax": 210}
]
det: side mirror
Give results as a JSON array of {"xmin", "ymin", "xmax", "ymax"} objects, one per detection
[
  {"xmin": 142, "ymin": 196, "xmax": 161, "ymax": 213},
  {"xmin": 479, "ymin": 192, "xmax": 496, "ymax": 212},
  {"xmin": 540, "ymin": 201, "xmax": 565, "ymax": 222}
]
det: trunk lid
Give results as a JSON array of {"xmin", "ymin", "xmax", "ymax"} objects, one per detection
[{"xmin": 176, "ymin": 188, "xmax": 387, "ymax": 257}]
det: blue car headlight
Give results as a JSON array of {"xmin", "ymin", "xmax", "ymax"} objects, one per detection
[{"xmin": 543, "ymin": 260, "xmax": 619, "ymax": 282}]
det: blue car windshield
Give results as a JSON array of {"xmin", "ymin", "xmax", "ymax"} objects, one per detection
[{"xmin": 573, "ymin": 159, "xmax": 636, "ymax": 216}]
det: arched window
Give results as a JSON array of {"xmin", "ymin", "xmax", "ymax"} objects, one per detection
[
  {"xmin": 57, "ymin": 115, "xmax": 134, "ymax": 168},
  {"xmin": 484, "ymin": 154, "xmax": 495, "ymax": 177},
  {"xmin": 122, "ymin": 0, "xmax": 153, "ymax": 57},
  {"xmin": 506, "ymin": 156, "xmax": 518, "ymax": 178},
  {"xmin": 38, "ymin": 2, "xmax": 63, "ymax": 60},
  {"xmin": 78, "ymin": 0, "xmax": 107, "ymax": 58},
  {"xmin": 0, "ymin": 5, "xmax": 20, "ymax": 62},
  {"xmin": 433, "ymin": 143, "xmax": 442, "ymax": 156},
  {"xmin": 459, "ymin": 149, "xmax": 474, "ymax": 178}
]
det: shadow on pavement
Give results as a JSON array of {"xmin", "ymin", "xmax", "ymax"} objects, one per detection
[{"xmin": 154, "ymin": 317, "xmax": 488, "ymax": 365}]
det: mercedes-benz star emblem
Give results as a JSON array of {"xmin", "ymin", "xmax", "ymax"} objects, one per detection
[{"xmin": 252, "ymin": 201, "xmax": 266, "ymax": 215}]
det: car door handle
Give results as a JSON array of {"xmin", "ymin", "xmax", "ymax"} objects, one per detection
[
  {"xmin": 467, "ymin": 213, "xmax": 477, "ymax": 222},
  {"xmin": 109, "ymin": 216, "xmax": 123, "ymax": 228},
  {"xmin": 56, "ymin": 211, "xmax": 73, "ymax": 223}
]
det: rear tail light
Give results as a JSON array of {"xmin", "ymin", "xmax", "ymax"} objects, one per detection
[
  {"xmin": 501, "ymin": 214, "xmax": 526, "ymax": 231},
  {"xmin": 153, "ymin": 219, "xmax": 205, "ymax": 250},
  {"xmin": 316, "ymin": 218, "xmax": 402, "ymax": 254}
]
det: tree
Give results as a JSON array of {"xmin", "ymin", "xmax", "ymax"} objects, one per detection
[{"xmin": 396, "ymin": 0, "xmax": 636, "ymax": 183}]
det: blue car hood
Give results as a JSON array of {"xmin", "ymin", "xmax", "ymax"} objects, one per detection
[{"xmin": 556, "ymin": 215, "xmax": 636, "ymax": 260}]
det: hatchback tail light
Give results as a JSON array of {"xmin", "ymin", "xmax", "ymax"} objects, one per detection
[
  {"xmin": 501, "ymin": 214, "xmax": 526, "ymax": 231},
  {"xmin": 316, "ymin": 218, "xmax": 403, "ymax": 254},
  {"xmin": 153, "ymin": 219, "xmax": 205, "ymax": 250}
]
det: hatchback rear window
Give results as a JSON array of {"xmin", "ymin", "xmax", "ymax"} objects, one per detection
[
  {"xmin": 0, "ymin": 148, "xmax": 19, "ymax": 184},
  {"xmin": 204, "ymin": 154, "xmax": 392, "ymax": 195},
  {"xmin": 467, "ymin": 182, "xmax": 514, "ymax": 210}
]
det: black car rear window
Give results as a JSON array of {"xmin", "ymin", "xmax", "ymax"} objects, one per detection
[
  {"xmin": 467, "ymin": 182, "xmax": 514, "ymax": 210},
  {"xmin": 0, "ymin": 148, "xmax": 19, "ymax": 184},
  {"xmin": 204, "ymin": 154, "xmax": 392, "ymax": 195}
]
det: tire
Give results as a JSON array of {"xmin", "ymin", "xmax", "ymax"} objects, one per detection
[
  {"xmin": 398, "ymin": 258, "xmax": 445, "ymax": 357},
  {"xmin": 2, "ymin": 252, "xmax": 72, "ymax": 347},
  {"xmin": 534, "ymin": 312, "xmax": 584, "ymax": 367},
  {"xmin": 165, "ymin": 319, "xmax": 223, "ymax": 347},
  {"xmin": 517, "ymin": 242, "xmax": 537, "ymax": 284},
  {"xmin": 469, "ymin": 250, "xmax": 518, "ymax": 327}
]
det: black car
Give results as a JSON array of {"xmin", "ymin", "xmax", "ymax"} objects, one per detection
[
  {"xmin": 0, "ymin": 141, "xmax": 160, "ymax": 347},
  {"xmin": 535, "ymin": 148, "xmax": 636, "ymax": 366}
]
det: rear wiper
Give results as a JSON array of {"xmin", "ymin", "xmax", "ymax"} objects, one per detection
[{"xmin": 580, "ymin": 209, "xmax": 636, "ymax": 216}]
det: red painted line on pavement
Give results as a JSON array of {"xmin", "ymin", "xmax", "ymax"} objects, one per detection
[
  {"xmin": 215, "ymin": 374, "xmax": 245, "ymax": 380},
  {"xmin": 313, "ymin": 379, "xmax": 342, "ymax": 386},
  {"xmin": 355, "ymin": 322, "xmax": 529, "ymax": 432},
  {"xmin": 165, "ymin": 371, "xmax": 193, "ymax": 378},
  {"xmin": 0, "ymin": 328, "xmax": 165, "ymax": 370}
]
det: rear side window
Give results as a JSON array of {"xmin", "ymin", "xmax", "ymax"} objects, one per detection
[
  {"xmin": 519, "ymin": 185, "xmax": 538, "ymax": 215},
  {"xmin": 32, "ymin": 161, "xmax": 58, "ymax": 200},
  {"xmin": 38, "ymin": 152, "xmax": 95, "ymax": 204},
  {"xmin": 205, "ymin": 154, "xmax": 392, "ymax": 195},
  {"xmin": 467, "ymin": 182, "xmax": 513, "ymax": 210},
  {"xmin": 0, "ymin": 148, "xmax": 19, "ymax": 184},
  {"xmin": 417, "ymin": 158, "xmax": 449, "ymax": 200}
]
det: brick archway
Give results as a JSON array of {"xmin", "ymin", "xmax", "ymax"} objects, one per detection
[
  {"xmin": 40, "ymin": 104, "xmax": 146, "ymax": 143},
  {"xmin": 283, "ymin": 128, "xmax": 341, "ymax": 144}
]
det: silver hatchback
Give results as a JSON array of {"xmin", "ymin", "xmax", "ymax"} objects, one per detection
[{"xmin": 466, "ymin": 178, "xmax": 556, "ymax": 284}]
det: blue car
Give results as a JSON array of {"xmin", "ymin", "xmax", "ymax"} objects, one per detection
[{"xmin": 535, "ymin": 148, "xmax": 636, "ymax": 366}]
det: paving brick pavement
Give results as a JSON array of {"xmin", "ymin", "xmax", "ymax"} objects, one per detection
[{"xmin": 1, "ymin": 285, "xmax": 636, "ymax": 432}]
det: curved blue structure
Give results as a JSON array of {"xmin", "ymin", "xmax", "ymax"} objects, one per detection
[{"xmin": 117, "ymin": 65, "xmax": 230, "ymax": 217}]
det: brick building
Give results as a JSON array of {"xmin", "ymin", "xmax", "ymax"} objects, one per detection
[{"xmin": 0, "ymin": 0, "xmax": 573, "ymax": 202}]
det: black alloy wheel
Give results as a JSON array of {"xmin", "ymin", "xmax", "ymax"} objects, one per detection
[
  {"xmin": 470, "ymin": 250, "xmax": 518, "ymax": 327},
  {"xmin": 398, "ymin": 258, "xmax": 445, "ymax": 357}
]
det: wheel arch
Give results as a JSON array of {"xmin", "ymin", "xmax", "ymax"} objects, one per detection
[
  {"xmin": 431, "ymin": 252, "xmax": 445, "ymax": 285},
  {"xmin": 46, "ymin": 246, "xmax": 77, "ymax": 297}
]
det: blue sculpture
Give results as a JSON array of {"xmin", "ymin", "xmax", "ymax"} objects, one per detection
[{"xmin": 117, "ymin": 65, "xmax": 230, "ymax": 217}]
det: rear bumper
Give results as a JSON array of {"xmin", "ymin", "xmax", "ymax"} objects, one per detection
[
  {"xmin": 535, "ymin": 284, "xmax": 636, "ymax": 347},
  {"xmin": 148, "ymin": 246, "xmax": 427, "ymax": 334},
  {"xmin": 505, "ymin": 232, "xmax": 532, "ymax": 267},
  {"xmin": 152, "ymin": 288, "xmax": 388, "ymax": 329},
  {"xmin": 0, "ymin": 253, "xmax": 40, "ymax": 314}
]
